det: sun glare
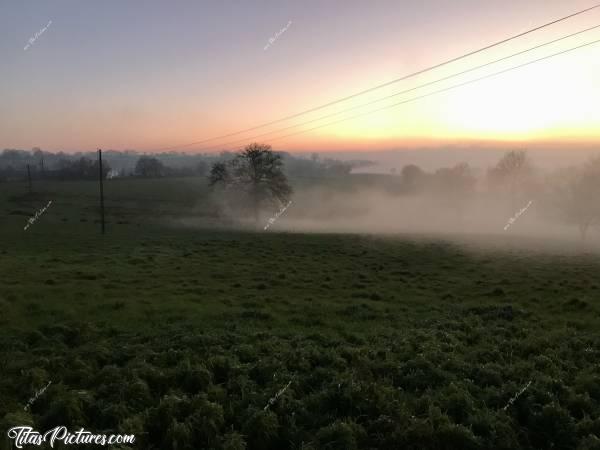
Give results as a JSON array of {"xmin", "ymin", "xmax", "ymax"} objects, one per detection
[{"xmin": 312, "ymin": 45, "xmax": 600, "ymax": 144}]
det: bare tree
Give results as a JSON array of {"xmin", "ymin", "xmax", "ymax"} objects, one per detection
[
  {"xmin": 554, "ymin": 158, "xmax": 600, "ymax": 243},
  {"xmin": 135, "ymin": 156, "xmax": 166, "ymax": 178},
  {"xmin": 208, "ymin": 162, "xmax": 230, "ymax": 186},
  {"xmin": 209, "ymin": 143, "xmax": 292, "ymax": 226},
  {"xmin": 488, "ymin": 150, "xmax": 532, "ymax": 210}
]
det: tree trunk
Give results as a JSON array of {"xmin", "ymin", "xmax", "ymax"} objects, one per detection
[{"xmin": 253, "ymin": 188, "xmax": 260, "ymax": 229}]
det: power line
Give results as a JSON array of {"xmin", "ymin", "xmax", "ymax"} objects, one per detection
[
  {"xmin": 189, "ymin": 24, "xmax": 600, "ymax": 152},
  {"xmin": 149, "ymin": 3, "xmax": 600, "ymax": 152},
  {"xmin": 219, "ymin": 37, "xmax": 600, "ymax": 150}
]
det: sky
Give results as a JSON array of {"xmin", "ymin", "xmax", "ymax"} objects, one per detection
[{"xmin": 1, "ymin": 0, "xmax": 600, "ymax": 153}]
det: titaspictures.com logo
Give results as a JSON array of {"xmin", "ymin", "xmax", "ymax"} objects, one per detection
[{"xmin": 7, "ymin": 426, "xmax": 135, "ymax": 448}]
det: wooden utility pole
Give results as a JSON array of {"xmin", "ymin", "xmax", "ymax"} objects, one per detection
[
  {"xmin": 26, "ymin": 164, "xmax": 32, "ymax": 193},
  {"xmin": 98, "ymin": 149, "xmax": 105, "ymax": 234}
]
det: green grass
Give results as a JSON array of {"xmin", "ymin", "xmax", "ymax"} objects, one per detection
[{"xmin": 1, "ymin": 178, "xmax": 600, "ymax": 449}]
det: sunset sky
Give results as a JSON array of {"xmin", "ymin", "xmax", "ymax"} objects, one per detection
[{"xmin": 2, "ymin": 0, "xmax": 600, "ymax": 153}]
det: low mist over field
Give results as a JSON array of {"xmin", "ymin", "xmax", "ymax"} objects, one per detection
[
  {"xmin": 3, "ymin": 146, "xmax": 600, "ymax": 251},
  {"xmin": 202, "ymin": 147, "xmax": 600, "ymax": 252}
]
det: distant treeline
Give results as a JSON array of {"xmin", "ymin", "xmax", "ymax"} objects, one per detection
[{"xmin": 0, "ymin": 148, "xmax": 374, "ymax": 181}]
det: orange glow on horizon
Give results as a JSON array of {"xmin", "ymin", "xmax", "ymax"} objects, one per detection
[{"xmin": 8, "ymin": 3, "xmax": 600, "ymax": 155}]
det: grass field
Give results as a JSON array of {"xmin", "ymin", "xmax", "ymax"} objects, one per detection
[{"xmin": 1, "ymin": 178, "xmax": 600, "ymax": 449}]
